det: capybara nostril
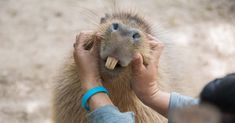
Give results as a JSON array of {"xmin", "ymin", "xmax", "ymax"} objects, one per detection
[
  {"xmin": 112, "ymin": 23, "xmax": 119, "ymax": 31},
  {"xmin": 132, "ymin": 32, "xmax": 141, "ymax": 40}
]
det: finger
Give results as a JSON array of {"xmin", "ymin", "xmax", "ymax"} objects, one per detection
[
  {"xmin": 86, "ymin": 33, "xmax": 100, "ymax": 55},
  {"xmin": 147, "ymin": 34, "xmax": 164, "ymax": 49},
  {"xmin": 132, "ymin": 53, "xmax": 146, "ymax": 73},
  {"xmin": 95, "ymin": 32, "xmax": 103, "ymax": 41},
  {"xmin": 90, "ymin": 32, "xmax": 102, "ymax": 52},
  {"xmin": 151, "ymin": 47, "xmax": 164, "ymax": 65},
  {"xmin": 154, "ymin": 42, "xmax": 164, "ymax": 54},
  {"xmin": 146, "ymin": 50, "xmax": 161, "ymax": 69},
  {"xmin": 73, "ymin": 40, "xmax": 84, "ymax": 55},
  {"xmin": 147, "ymin": 34, "xmax": 160, "ymax": 42},
  {"xmin": 150, "ymin": 41, "xmax": 164, "ymax": 51},
  {"xmin": 90, "ymin": 37, "xmax": 99, "ymax": 54},
  {"xmin": 77, "ymin": 31, "xmax": 93, "ymax": 41},
  {"xmin": 73, "ymin": 50, "xmax": 79, "ymax": 63},
  {"xmin": 75, "ymin": 31, "xmax": 94, "ymax": 49},
  {"xmin": 73, "ymin": 42, "xmax": 82, "ymax": 53},
  {"xmin": 149, "ymin": 41, "xmax": 159, "ymax": 50},
  {"xmin": 75, "ymin": 33, "xmax": 84, "ymax": 50}
]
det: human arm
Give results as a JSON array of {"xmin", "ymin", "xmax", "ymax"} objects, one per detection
[
  {"xmin": 73, "ymin": 31, "xmax": 135, "ymax": 123},
  {"xmin": 131, "ymin": 35, "xmax": 198, "ymax": 118},
  {"xmin": 131, "ymin": 35, "xmax": 170, "ymax": 117},
  {"xmin": 73, "ymin": 31, "xmax": 114, "ymax": 111}
]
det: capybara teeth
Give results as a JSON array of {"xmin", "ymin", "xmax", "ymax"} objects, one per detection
[{"xmin": 105, "ymin": 57, "xmax": 118, "ymax": 70}]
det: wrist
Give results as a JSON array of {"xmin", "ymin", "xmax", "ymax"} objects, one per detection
[
  {"xmin": 141, "ymin": 90, "xmax": 162, "ymax": 105},
  {"xmin": 144, "ymin": 90, "xmax": 170, "ymax": 117},
  {"xmin": 88, "ymin": 93, "xmax": 113, "ymax": 111},
  {"xmin": 81, "ymin": 77, "xmax": 102, "ymax": 91},
  {"xmin": 135, "ymin": 83, "xmax": 160, "ymax": 104},
  {"xmin": 81, "ymin": 86, "xmax": 113, "ymax": 111}
]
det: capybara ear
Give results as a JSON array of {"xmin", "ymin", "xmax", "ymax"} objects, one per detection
[{"xmin": 100, "ymin": 13, "xmax": 111, "ymax": 24}]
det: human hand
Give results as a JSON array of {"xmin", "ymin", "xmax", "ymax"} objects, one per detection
[
  {"xmin": 73, "ymin": 31, "xmax": 114, "ymax": 111},
  {"xmin": 131, "ymin": 34, "xmax": 164, "ymax": 104},
  {"xmin": 73, "ymin": 31, "xmax": 102, "ymax": 91}
]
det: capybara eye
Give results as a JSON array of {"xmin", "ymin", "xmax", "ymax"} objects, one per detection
[
  {"xmin": 112, "ymin": 23, "xmax": 119, "ymax": 30},
  {"xmin": 132, "ymin": 32, "xmax": 141, "ymax": 39}
]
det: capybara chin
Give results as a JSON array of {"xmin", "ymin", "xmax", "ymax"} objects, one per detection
[{"xmin": 52, "ymin": 11, "xmax": 168, "ymax": 123}]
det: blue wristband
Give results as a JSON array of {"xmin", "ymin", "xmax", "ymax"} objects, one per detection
[{"xmin": 81, "ymin": 86, "xmax": 109, "ymax": 111}]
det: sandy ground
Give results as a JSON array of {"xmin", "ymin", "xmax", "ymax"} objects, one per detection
[{"xmin": 0, "ymin": 0, "xmax": 235, "ymax": 123}]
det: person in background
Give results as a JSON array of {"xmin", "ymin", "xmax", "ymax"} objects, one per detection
[
  {"xmin": 171, "ymin": 73, "xmax": 235, "ymax": 123},
  {"xmin": 200, "ymin": 73, "xmax": 235, "ymax": 123}
]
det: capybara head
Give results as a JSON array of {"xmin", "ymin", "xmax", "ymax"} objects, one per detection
[{"xmin": 97, "ymin": 12, "xmax": 154, "ymax": 79}]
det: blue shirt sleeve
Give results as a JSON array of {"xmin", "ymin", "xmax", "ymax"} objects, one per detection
[
  {"xmin": 87, "ymin": 105, "xmax": 135, "ymax": 123},
  {"xmin": 168, "ymin": 92, "xmax": 199, "ymax": 123},
  {"xmin": 169, "ymin": 92, "xmax": 199, "ymax": 109}
]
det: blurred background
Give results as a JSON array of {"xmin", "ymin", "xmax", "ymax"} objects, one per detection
[{"xmin": 0, "ymin": 0, "xmax": 234, "ymax": 123}]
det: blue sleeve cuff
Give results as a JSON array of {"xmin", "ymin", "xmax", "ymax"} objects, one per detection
[
  {"xmin": 169, "ymin": 92, "xmax": 199, "ymax": 110},
  {"xmin": 87, "ymin": 105, "xmax": 135, "ymax": 123}
]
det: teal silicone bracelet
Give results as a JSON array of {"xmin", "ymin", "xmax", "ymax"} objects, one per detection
[{"xmin": 81, "ymin": 86, "xmax": 109, "ymax": 111}]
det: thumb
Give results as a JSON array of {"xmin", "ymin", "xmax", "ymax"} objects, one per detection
[{"xmin": 132, "ymin": 53, "xmax": 145, "ymax": 72}]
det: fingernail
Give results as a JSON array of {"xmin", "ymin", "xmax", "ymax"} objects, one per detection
[
  {"xmin": 133, "ymin": 53, "xmax": 138, "ymax": 59},
  {"xmin": 95, "ymin": 33, "xmax": 103, "ymax": 40},
  {"xmin": 147, "ymin": 34, "xmax": 154, "ymax": 39},
  {"xmin": 96, "ymin": 32, "xmax": 102, "ymax": 36},
  {"xmin": 133, "ymin": 53, "xmax": 141, "ymax": 61}
]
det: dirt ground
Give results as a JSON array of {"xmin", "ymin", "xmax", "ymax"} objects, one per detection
[{"xmin": 0, "ymin": 0, "xmax": 234, "ymax": 123}]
